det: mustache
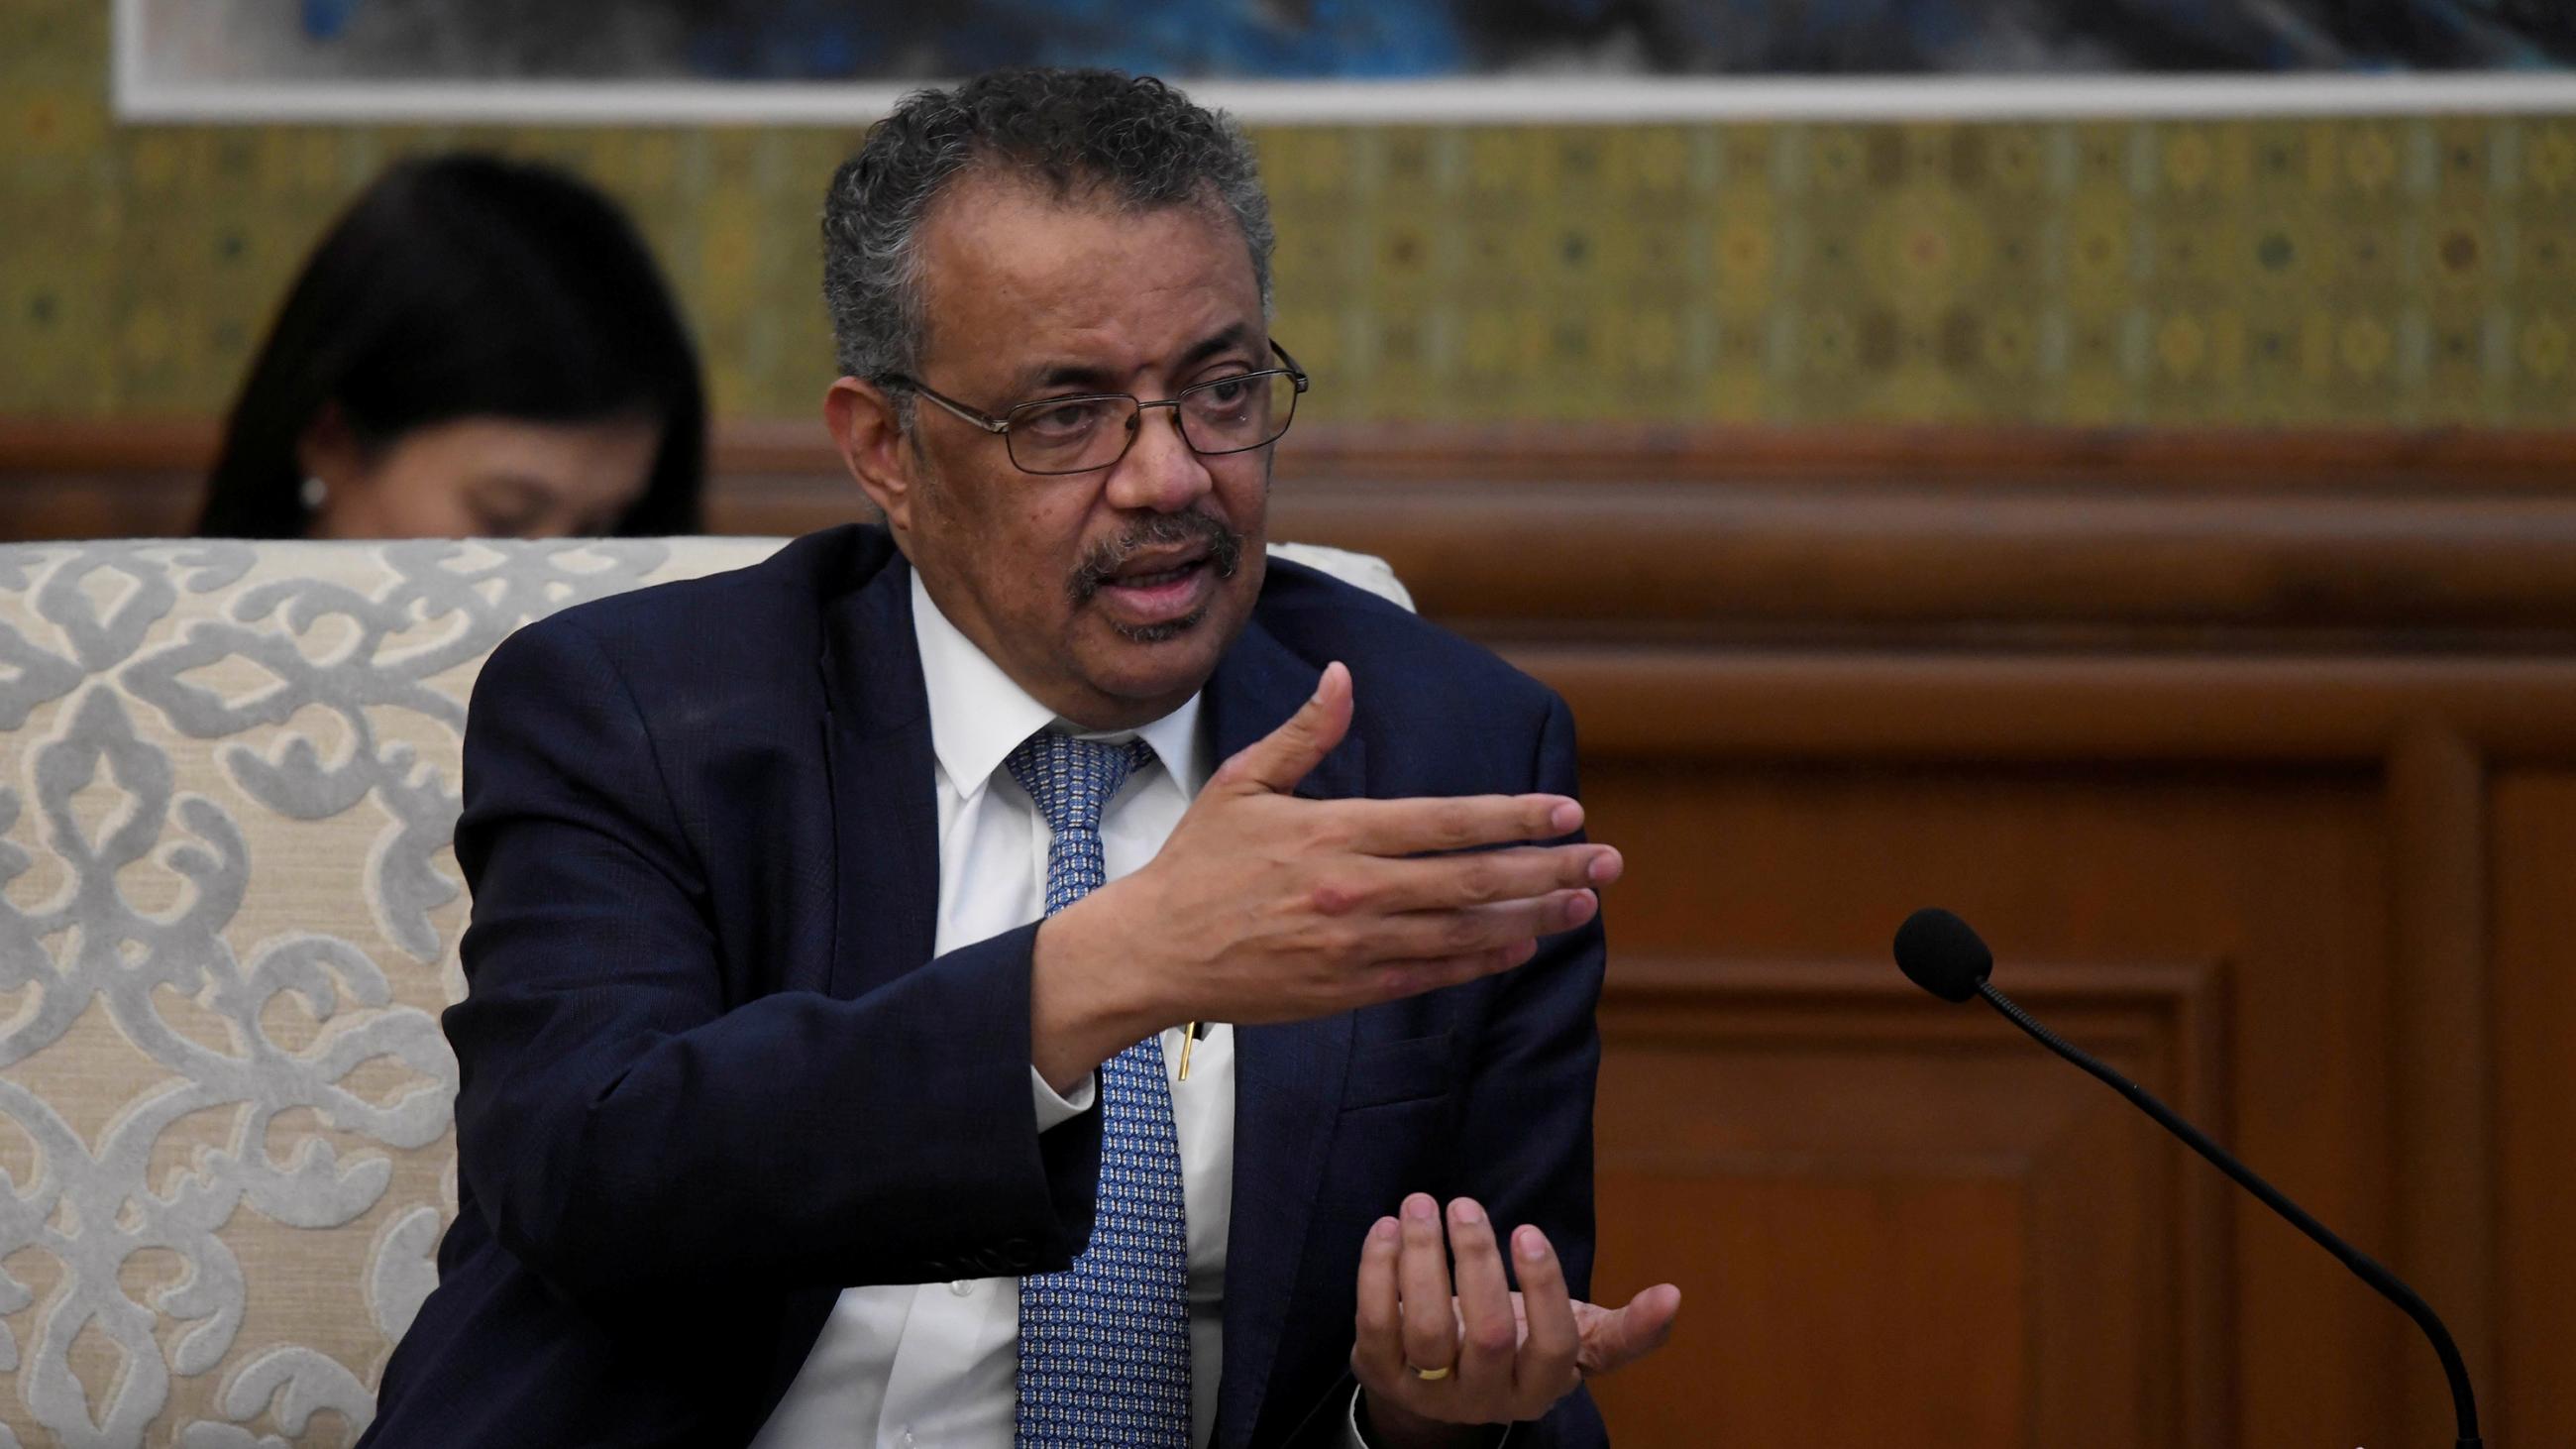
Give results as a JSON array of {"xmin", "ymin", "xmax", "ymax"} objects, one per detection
[{"xmin": 1067, "ymin": 511, "xmax": 1244, "ymax": 604}]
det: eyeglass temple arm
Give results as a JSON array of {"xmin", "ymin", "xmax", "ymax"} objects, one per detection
[
  {"xmin": 887, "ymin": 376, "xmax": 1010, "ymax": 434},
  {"xmin": 1270, "ymin": 340, "xmax": 1310, "ymax": 390}
]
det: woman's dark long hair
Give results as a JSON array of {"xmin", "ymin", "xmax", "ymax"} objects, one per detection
[{"xmin": 198, "ymin": 153, "xmax": 706, "ymax": 537}]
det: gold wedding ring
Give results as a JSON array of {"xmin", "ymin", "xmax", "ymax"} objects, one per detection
[{"xmin": 1409, "ymin": 1365, "xmax": 1453, "ymax": 1382}]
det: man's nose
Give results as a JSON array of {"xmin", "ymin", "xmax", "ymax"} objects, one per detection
[{"xmin": 1104, "ymin": 402, "xmax": 1215, "ymax": 513}]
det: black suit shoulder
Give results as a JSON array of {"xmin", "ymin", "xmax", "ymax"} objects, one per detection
[{"xmin": 483, "ymin": 524, "xmax": 895, "ymax": 718}]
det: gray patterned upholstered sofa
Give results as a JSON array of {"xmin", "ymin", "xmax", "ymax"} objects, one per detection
[{"xmin": 0, "ymin": 536, "xmax": 1408, "ymax": 1448}]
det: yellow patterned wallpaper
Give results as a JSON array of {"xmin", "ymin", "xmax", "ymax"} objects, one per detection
[{"xmin": 7, "ymin": 0, "xmax": 2576, "ymax": 428}]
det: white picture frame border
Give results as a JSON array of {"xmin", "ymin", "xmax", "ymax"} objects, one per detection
[{"xmin": 112, "ymin": 0, "xmax": 2576, "ymax": 125}]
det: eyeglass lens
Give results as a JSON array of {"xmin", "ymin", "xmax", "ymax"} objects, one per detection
[{"xmin": 1006, "ymin": 372, "xmax": 1299, "ymax": 474}]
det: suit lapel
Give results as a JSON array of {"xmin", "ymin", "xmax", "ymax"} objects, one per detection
[
  {"xmin": 1209, "ymin": 616, "xmax": 1367, "ymax": 1449},
  {"xmin": 767, "ymin": 548, "xmax": 943, "ymax": 1408},
  {"xmin": 819, "ymin": 551, "xmax": 941, "ymax": 1002}
]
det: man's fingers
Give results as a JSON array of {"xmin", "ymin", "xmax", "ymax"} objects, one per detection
[
  {"xmin": 1354, "ymin": 894, "xmax": 1594, "ymax": 1005},
  {"xmin": 1445, "ymin": 1200, "xmax": 1517, "ymax": 1401},
  {"xmin": 1395, "ymin": 1193, "xmax": 1458, "ymax": 1377},
  {"xmin": 1210, "ymin": 661, "xmax": 1352, "ymax": 796},
  {"xmin": 1509, "ymin": 1226, "xmax": 1581, "ymax": 1399},
  {"xmin": 1350, "ymin": 1216, "xmax": 1409, "ymax": 1384},
  {"xmin": 1346, "ymin": 844, "xmax": 1623, "ymax": 915},
  {"xmin": 1573, "ymin": 1282, "xmax": 1684, "ymax": 1379},
  {"xmin": 1378, "ymin": 890, "xmax": 1598, "ymax": 965},
  {"xmin": 1336, "ymin": 792, "xmax": 1584, "ymax": 857},
  {"xmin": 1370, "ymin": 941, "xmax": 1541, "ymax": 1004}
]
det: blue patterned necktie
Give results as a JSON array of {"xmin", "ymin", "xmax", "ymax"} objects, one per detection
[{"xmin": 1007, "ymin": 730, "xmax": 1192, "ymax": 1449}]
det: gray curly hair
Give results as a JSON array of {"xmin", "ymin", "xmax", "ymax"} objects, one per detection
[{"xmin": 820, "ymin": 68, "xmax": 1275, "ymax": 402}]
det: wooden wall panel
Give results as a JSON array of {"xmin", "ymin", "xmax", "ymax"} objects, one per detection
[
  {"xmin": 2489, "ymin": 773, "xmax": 2576, "ymax": 1448},
  {"xmin": 1587, "ymin": 960, "xmax": 2225, "ymax": 1449},
  {"xmin": 2387, "ymin": 726, "xmax": 2495, "ymax": 1446},
  {"xmin": 1576, "ymin": 764, "xmax": 2397, "ymax": 1447},
  {"xmin": 1599, "ymin": 1176, "xmax": 2028, "ymax": 1446}
]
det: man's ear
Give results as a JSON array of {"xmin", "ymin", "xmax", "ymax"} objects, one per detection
[{"xmin": 824, "ymin": 377, "xmax": 918, "ymax": 535}]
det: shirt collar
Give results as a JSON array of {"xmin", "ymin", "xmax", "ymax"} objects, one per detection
[{"xmin": 909, "ymin": 569, "xmax": 1207, "ymax": 798}]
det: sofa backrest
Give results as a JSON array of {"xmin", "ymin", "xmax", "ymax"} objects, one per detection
[{"xmin": 0, "ymin": 535, "xmax": 1406, "ymax": 1447}]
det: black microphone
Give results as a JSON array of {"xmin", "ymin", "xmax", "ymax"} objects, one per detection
[{"xmin": 1892, "ymin": 907, "xmax": 2483, "ymax": 1449}]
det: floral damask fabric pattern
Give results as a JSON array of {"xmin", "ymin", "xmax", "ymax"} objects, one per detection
[{"xmin": 0, "ymin": 537, "xmax": 783, "ymax": 1448}]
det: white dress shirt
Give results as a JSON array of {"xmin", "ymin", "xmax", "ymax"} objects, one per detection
[{"xmin": 754, "ymin": 571, "xmax": 1234, "ymax": 1449}]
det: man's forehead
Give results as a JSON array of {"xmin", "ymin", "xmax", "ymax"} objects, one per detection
[{"xmin": 911, "ymin": 170, "xmax": 1261, "ymax": 372}]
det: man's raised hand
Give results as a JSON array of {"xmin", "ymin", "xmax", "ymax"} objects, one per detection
[{"xmin": 1029, "ymin": 662, "xmax": 1621, "ymax": 1089}]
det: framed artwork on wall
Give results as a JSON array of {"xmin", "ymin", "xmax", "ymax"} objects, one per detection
[{"xmin": 113, "ymin": 0, "xmax": 2576, "ymax": 125}]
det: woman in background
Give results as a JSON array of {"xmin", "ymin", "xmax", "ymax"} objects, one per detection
[{"xmin": 197, "ymin": 152, "xmax": 705, "ymax": 539}]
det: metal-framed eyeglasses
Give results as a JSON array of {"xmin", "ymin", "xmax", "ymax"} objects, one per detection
[{"xmin": 882, "ymin": 340, "xmax": 1309, "ymax": 477}]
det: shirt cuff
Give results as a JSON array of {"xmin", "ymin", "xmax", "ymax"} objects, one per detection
[
  {"xmin": 1030, "ymin": 1065, "xmax": 1097, "ymax": 1131},
  {"xmin": 1345, "ymin": 1385, "xmax": 1513, "ymax": 1449}
]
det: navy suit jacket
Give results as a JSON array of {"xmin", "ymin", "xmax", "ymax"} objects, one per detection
[{"xmin": 362, "ymin": 525, "xmax": 1609, "ymax": 1448}]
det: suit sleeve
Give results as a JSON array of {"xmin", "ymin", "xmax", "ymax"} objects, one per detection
[
  {"xmin": 443, "ymin": 616, "xmax": 1101, "ymax": 1309},
  {"xmin": 1457, "ymin": 690, "xmax": 1611, "ymax": 1448}
]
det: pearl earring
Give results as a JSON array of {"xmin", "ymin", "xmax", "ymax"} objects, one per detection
[{"xmin": 300, "ymin": 476, "xmax": 328, "ymax": 510}]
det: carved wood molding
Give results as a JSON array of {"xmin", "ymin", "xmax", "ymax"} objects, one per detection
[
  {"xmin": 14, "ymin": 417, "xmax": 2576, "ymax": 489},
  {"xmin": 1271, "ymin": 482, "xmax": 2576, "ymax": 646},
  {"xmin": 1519, "ymin": 649, "xmax": 2576, "ymax": 764},
  {"xmin": 714, "ymin": 418, "xmax": 2576, "ymax": 493},
  {"xmin": 1599, "ymin": 956, "xmax": 2227, "ymax": 1119},
  {"xmin": 14, "ymin": 419, "xmax": 2576, "ymax": 643}
]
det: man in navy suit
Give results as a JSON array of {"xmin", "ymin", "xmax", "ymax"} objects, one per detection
[{"xmin": 363, "ymin": 68, "xmax": 1676, "ymax": 1449}]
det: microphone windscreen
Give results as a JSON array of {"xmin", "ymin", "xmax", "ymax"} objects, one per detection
[{"xmin": 1894, "ymin": 907, "xmax": 1993, "ymax": 1003}]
